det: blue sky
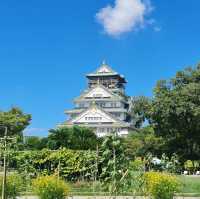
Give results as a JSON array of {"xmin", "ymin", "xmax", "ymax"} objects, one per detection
[{"xmin": 0, "ymin": 0, "xmax": 200, "ymax": 136}]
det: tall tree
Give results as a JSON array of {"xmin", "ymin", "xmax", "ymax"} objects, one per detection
[
  {"xmin": 147, "ymin": 64, "xmax": 200, "ymax": 161},
  {"xmin": 0, "ymin": 107, "xmax": 31, "ymax": 137},
  {"xmin": 130, "ymin": 96, "xmax": 150, "ymax": 128}
]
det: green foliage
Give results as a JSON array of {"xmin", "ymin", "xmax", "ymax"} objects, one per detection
[
  {"xmin": 0, "ymin": 107, "xmax": 31, "ymax": 137},
  {"xmin": 146, "ymin": 153, "xmax": 181, "ymax": 173},
  {"xmin": 100, "ymin": 134, "xmax": 128, "ymax": 193},
  {"xmin": 159, "ymin": 153, "xmax": 181, "ymax": 173},
  {"xmin": 9, "ymin": 148, "xmax": 97, "ymax": 181},
  {"xmin": 143, "ymin": 172, "xmax": 181, "ymax": 199},
  {"xmin": 48, "ymin": 126, "xmax": 99, "ymax": 150},
  {"xmin": 184, "ymin": 160, "xmax": 200, "ymax": 174},
  {"xmin": 184, "ymin": 160, "xmax": 193, "ymax": 173},
  {"xmin": 32, "ymin": 175, "xmax": 70, "ymax": 199},
  {"xmin": 130, "ymin": 96, "xmax": 150, "ymax": 128},
  {"xmin": 147, "ymin": 65, "xmax": 200, "ymax": 161},
  {"xmin": 24, "ymin": 136, "xmax": 48, "ymax": 150},
  {"xmin": 124, "ymin": 126, "xmax": 164, "ymax": 159},
  {"xmin": 179, "ymin": 175, "xmax": 200, "ymax": 194},
  {"xmin": 120, "ymin": 158, "xmax": 145, "ymax": 195},
  {"xmin": 0, "ymin": 173, "xmax": 23, "ymax": 199},
  {"xmin": 130, "ymin": 157, "xmax": 145, "ymax": 171}
]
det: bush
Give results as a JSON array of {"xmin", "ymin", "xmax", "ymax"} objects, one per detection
[
  {"xmin": 32, "ymin": 175, "xmax": 70, "ymax": 199},
  {"xmin": 0, "ymin": 173, "xmax": 23, "ymax": 199},
  {"xmin": 10, "ymin": 149, "xmax": 97, "ymax": 181},
  {"xmin": 184, "ymin": 160, "xmax": 200, "ymax": 174},
  {"xmin": 143, "ymin": 172, "xmax": 181, "ymax": 199},
  {"xmin": 184, "ymin": 160, "xmax": 193, "ymax": 174},
  {"xmin": 131, "ymin": 157, "xmax": 145, "ymax": 171}
]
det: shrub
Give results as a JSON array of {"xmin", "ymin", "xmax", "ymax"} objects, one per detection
[
  {"xmin": 184, "ymin": 160, "xmax": 200, "ymax": 174},
  {"xmin": 143, "ymin": 172, "xmax": 181, "ymax": 199},
  {"xmin": 32, "ymin": 175, "xmax": 70, "ymax": 199},
  {"xmin": 0, "ymin": 173, "xmax": 23, "ymax": 199},
  {"xmin": 131, "ymin": 157, "xmax": 145, "ymax": 171},
  {"xmin": 184, "ymin": 160, "xmax": 193, "ymax": 174}
]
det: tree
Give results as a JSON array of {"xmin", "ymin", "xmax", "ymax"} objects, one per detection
[
  {"xmin": 0, "ymin": 107, "xmax": 31, "ymax": 137},
  {"xmin": 24, "ymin": 136, "xmax": 48, "ymax": 150},
  {"xmin": 123, "ymin": 126, "xmax": 165, "ymax": 159},
  {"xmin": 71, "ymin": 126, "xmax": 99, "ymax": 150},
  {"xmin": 0, "ymin": 107, "xmax": 31, "ymax": 198},
  {"xmin": 129, "ymin": 96, "xmax": 150, "ymax": 128},
  {"xmin": 47, "ymin": 126, "xmax": 99, "ymax": 150},
  {"xmin": 147, "ymin": 64, "xmax": 200, "ymax": 161},
  {"xmin": 47, "ymin": 128, "xmax": 72, "ymax": 150}
]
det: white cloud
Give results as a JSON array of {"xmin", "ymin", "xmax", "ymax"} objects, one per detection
[{"xmin": 96, "ymin": 0, "xmax": 153, "ymax": 37}]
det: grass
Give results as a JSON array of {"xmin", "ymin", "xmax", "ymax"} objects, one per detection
[
  {"xmin": 69, "ymin": 181, "xmax": 106, "ymax": 195},
  {"xmin": 179, "ymin": 175, "xmax": 200, "ymax": 195},
  {"xmin": 68, "ymin": 175, "xmax": 200, "ymax": 196}
]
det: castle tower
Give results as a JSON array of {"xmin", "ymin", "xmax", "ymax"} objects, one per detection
[
  {"xmin": 60, "ymin": 62, "xmax": 133, "ymax": 137},
  {"xmin": 86, "ymin": 61, "xmax": 127, "ymax": 95}
]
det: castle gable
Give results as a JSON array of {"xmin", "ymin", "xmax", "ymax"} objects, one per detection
[
  {"xmin": 84, "ymin": 86, "xmax": 112, "ymax": 98},
  {"xmin": 74, "ymin": 85, "xmax": 123, "ymax": 101},
  {"xmin": 68, "ymin": 105, "xmax": 122, "ymax": 124}
]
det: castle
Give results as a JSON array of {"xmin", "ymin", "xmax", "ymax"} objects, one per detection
[{"xmin": 59, "ymin": 62, "xmax": 133, "ymax": 137}]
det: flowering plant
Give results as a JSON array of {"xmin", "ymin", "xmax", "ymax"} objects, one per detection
[
  {"xmin": 142, "ymin": 172, "xmax": 181, "ymax": 199},
  {"xmin": 32, "ymin": 175, "xmax": 70, "ymax": 199}
]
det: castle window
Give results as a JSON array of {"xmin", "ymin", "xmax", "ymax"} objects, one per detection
[
  {"xmin": 85, "ymin": 117, "xmax": 102, "ymax": 121},
  {"xmin": 79, "ymin": 103, "xmax": 85, "ymax": 108},
  {"xmin": 100, "ymin": 102, "xmax": 106, "ymax": 107},
  {"xmin": 111, "ymin": 102, "xmax": 117, "ymax": 108},
  {"xmin": 100, "ymin": 128, "xmax": 105, "ymax": 132},
  {"xmin": 93, "ymin": 93, "xmax": 102, "ymax": 98}
]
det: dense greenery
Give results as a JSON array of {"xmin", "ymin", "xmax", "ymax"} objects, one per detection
[
  {"xmin": 130, "ymin": 96, "xmax": 150, "ymax": 128},
  {"xmin": 24, "ymin": 136, "xmax": 48, "ymax": 150},
  {"xmin": 124, "ymin": 126, "xmax": 165, "ymax": 159},
  {"xmin": 0, "ymin": 107, "xmax": 31, "ymax": 140},
  {"xmin": 22, "ymin": 126, "xmax": 100, "ymax": 151},
  {"xmin": 9, "ymin": 148, "xmax": 97, "ymax": 181},
  {"xmin": 47, "ymin": 126, "xmax": 99, "ymax": 150},
  {"xmin": 0, "ymin": 174, "xmax": 23, "ymax": 199},
  {"xmin": 99, "ymin": 134, "xmax": 128, "ymax": 193},
  {"xmin": 149, "ymin": 65, "xmax": 200, "ymax": 161},
  {"xmin": 130, "ymin": 64, "xmax": 200, "ymax": 162}
]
